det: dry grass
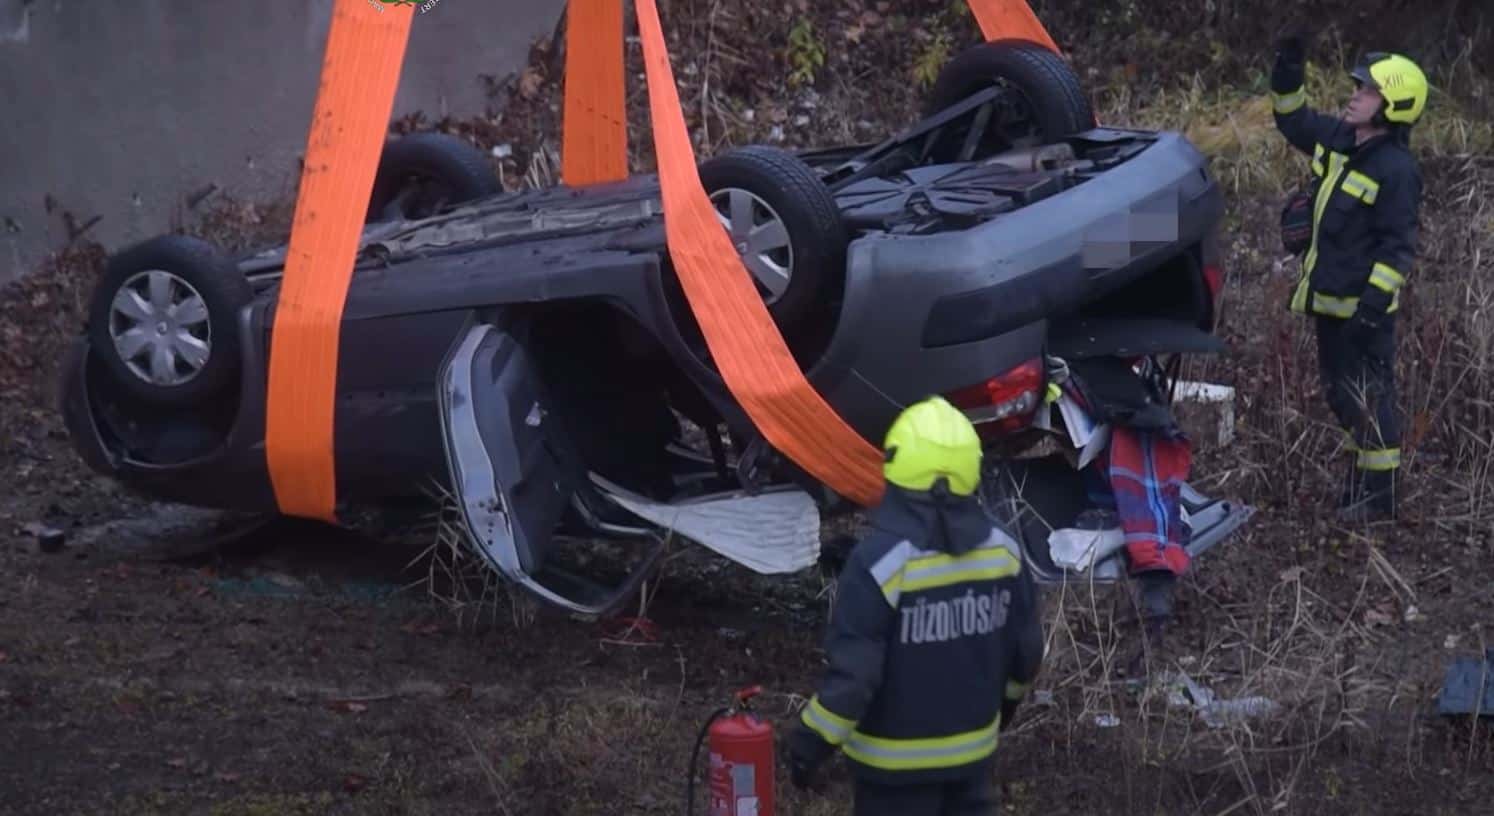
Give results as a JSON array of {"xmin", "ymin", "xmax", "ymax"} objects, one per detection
[
  {"xmin": 1023, "ymin": 543, "xmax": 1410, "ymax": 811},
  {"xmin": 398, "ymin": 479, "xmax": 540, "ymax": 631},
  {"xmin": 1091, "ymin": 31, "xmax": 1494, "ymax": 203},
  {"xmin": 988, "ymin": 31, "xmax": 1494, "ymax": 812},
  {"xmin": 1002, "ymin": 519, "xmax": 1491, "ymax": 812}
]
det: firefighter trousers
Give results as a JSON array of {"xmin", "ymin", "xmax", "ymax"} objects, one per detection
[
  {"xmin": 1315, "ymin": 315, "xmax": 1400, "ymax": 478},
  {"xmin": 852, "ymin": 764, "xmax": 997, "ymax": 816}
]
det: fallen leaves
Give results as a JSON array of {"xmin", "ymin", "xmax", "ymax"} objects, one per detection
[
  {"xmin": 518, "ymin": 67, "xmax": 545, "ymax": 99},
  {"xmin": 399, "ymin": 620, "xmax": 442, "ymax": 636}
]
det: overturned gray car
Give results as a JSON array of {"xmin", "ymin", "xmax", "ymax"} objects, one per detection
[{"xmin": 59, "ymin": 41, "xmax": 1252, "ymax": 614}]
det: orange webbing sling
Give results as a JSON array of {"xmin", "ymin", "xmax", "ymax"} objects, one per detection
[
  {"xmin": 632, "ymin": 0, "xmax": 884, "ymax": 506},
  {"xmin": 264, "ymin": 0, "xmax": 415, "ymax": 522},
  {"xmin": 560, "ymin": 0, "xmax": 628, "ymax": 185},
  {"xmin": 967, "ymin": 0, "xmax": 1062, "ymax": 53}
]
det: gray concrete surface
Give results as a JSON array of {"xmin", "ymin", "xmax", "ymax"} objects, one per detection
[{"xmin": 0, "ymin": 0, "xmax": 564, "ymax": 283}]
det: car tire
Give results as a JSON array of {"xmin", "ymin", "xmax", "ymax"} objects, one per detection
[
  {"xmin": 366, "ymin": 131, "xmax": 501, "ymax": 222},
  {"xmin": 924, "ymin": 39, "xmax": 1095, "ymax": 159},
  {"xmin": 86, "ymin": 234, "xmax": 253, "ymax": 407},
  {"xmin": 696, "ymin": 145, "xmax": 847, "ymax": 331}
]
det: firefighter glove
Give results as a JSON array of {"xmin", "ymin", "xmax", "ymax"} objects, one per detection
[
  {"xmin": 1275, "ymin": 32, "xmax": 1304, "ymax": 64},
  {"xmin": 785, "ymin": 726, "xmax": 832, "ymax": 790},
  {"xmin": 1345, "ymin": 306, "xmax": 1383, "ymax": 348},
  {"xmin": 1272, "ymin": 28, "xmax": 1312, "ymax": 90},
  {"xmin": 1274, "ymin": 26, "xmax": 1313, "ymax": 61},
  {"xmin": 1000, "ymin": 699, "xmax": 1022, "ymax": 732}
]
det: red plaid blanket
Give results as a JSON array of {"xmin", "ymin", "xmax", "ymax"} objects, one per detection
[
  {"xmin": 1069, "ymin": 379, "xmax": 1193, "ymax": 577},
  {"xmin": 1100, "ymin": 426, "xmax": 1192, "ymax": 576}
]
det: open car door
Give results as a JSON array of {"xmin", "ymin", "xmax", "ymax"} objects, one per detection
[
  {"xmin": 437, "ymin": 312, "xmax": 828, "ymax": 615},
  {"xmin": 437, "ymin": 316, "xmax": 668, "ymax": 616}
]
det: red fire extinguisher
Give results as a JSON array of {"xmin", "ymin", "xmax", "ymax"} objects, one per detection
[{"xmin": 687, "ymin": 685, "xmax": 775, "ymax": 816}]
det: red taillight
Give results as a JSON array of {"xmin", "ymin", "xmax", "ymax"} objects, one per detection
[
  {"xmin": 1203, "ymin": 264, "xmax": 1223, "ymax": 304},
  {"xmin": 945, "ymin": 358, "xmax": 1045, "ymax": 436}
]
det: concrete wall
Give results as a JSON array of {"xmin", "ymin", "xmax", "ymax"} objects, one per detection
[{"xmin": 0, "ymin": 0, "xmax": 565, "ymax": 283}]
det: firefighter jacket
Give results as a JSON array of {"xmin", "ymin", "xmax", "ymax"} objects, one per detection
[
  {"xmin": 790, "ymin": 484, "xmax": 1044, "ymax": 786},
  {"xmin": 1271, "ymin": 56, "xmax": 1422, "ymax": 321}
]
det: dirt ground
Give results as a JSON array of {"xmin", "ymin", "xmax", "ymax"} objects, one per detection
[
  {"xmin": 3, "ymin": 244, "xmax": 1493, "ymax": 816},
  {"xmin": 6, "ymin": 3, "xmax": 1494, "ymax": 813}
]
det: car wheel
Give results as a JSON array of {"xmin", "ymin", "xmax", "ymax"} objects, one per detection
[
  {"xmin": 697, "ymin": 145, "xmax": 847, "ymax": 331},
  {"xmin": 924, "ymin": 39, "xmax": 1095, "ymax": 161},
  {"xmin": 86, "ymin": 234, "xmax": 253, "ymax": 407},
  {"xmin": 366, "ymin": 131, "xmax": 502, "ymax": 222}
]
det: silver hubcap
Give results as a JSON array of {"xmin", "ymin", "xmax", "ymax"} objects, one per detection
[
  {"xmin": 709, "ymin": 187, "xmax": 793, "ymax": 303},
  {"xmin": 109, "ymin": 269, "xmax": 212, "ymax": 386}
]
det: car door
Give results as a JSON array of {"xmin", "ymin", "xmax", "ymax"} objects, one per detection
[
  {"xmin": 438, "ymin": 316, "xmax": 573, "ymax": 583},
  {"xmin": 437, "ymin": 315, "xmax": 669, "ymax": 616}
]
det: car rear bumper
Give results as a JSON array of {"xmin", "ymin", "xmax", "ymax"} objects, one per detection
[{"xmin": 806, "ymin": 130, "xmax": 1224, "ymax": 438}]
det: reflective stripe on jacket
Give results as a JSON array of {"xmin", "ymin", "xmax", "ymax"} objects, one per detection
[
  {"xmin": 792, "ymin": 485, "xmax": 1044, "ymax": 785},
  {"xmin": 1270, "ymin": 65, "xmax": 1422, "ymax": 320}
]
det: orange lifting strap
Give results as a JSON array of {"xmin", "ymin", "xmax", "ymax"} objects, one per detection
[
  {"xmin": 560, "ymin": 0, "xmax": 628, "ymax": 185},
  {"xmin": 966, "ymin": 0, "xmax": 1062, "ymax": 53},
  {"xmin": 264, "ymin": 0, "xmax": 415, "ymax": 522},
  {"xmin": 632, "ymin": 0, "xmax": 885, "ymax": 506},
  {"xmin": 265, "ymin": 0, "xmax": 1062, "ymax": 520}
]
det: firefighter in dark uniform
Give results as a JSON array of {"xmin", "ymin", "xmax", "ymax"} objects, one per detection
[
  {"xmin": 786, "ymin": 396, "xmax": 1044, "ymax": 815},
  {"xmin": 1270, "ymin": 33, "xmax": 1428, "ymax": 521}
]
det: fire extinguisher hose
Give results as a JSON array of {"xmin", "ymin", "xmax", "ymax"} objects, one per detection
[{"xmin": 684, "ymin": 706, "xmax": 731, "ymax": 816}]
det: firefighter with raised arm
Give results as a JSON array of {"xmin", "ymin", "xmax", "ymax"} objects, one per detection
[
  {"xmin": 1270, "ymin": 31, "xmax": 1427, "ymax": 522},
  {"xmin": 786, "ymin": 396, "xmax": 1044, "ymax": 816}
]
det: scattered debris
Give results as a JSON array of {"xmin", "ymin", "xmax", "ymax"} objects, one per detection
[
  {"xmin": 1159, "ymin": 671, "xmax": 1280, "ymax": 728},
  {"xmin": 1048, "ymin": 510, "xmax": 1125, "ymax": 573},
  {"xmin": 1437, "ymin": 649, "xmax": 1494, "ymax": 717},
  {"xmin": 592, "ymin": 475, "xmax": 820, "ymax": 575},
  {"xmin": 1172, "ymin": 380, "xmax": 1237, "ymax": 446},
  {"xmin": 68, "ymin": 503, "xmax": 245, "ymax": 560},
  {"xmin": 21, "ymin": 521, "xmax": 64, "ymax": 553}
]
